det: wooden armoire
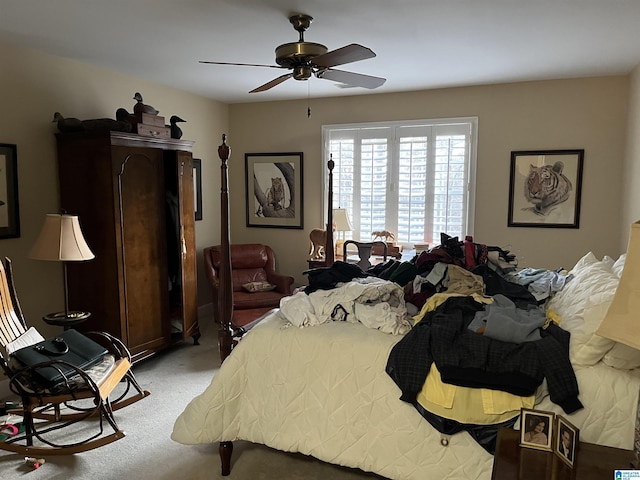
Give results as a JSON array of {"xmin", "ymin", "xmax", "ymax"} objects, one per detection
[{"xmin": 56, "ymin": 130, "xmax": 199, "ymax": 361}]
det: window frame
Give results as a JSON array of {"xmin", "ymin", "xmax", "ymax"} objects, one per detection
[{"xmin": 321, "ymin": 117, "xmax": 478, "ymax": 248}]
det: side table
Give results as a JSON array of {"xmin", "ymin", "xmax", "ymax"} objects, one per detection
[
  {"xmin": 491, "ymin": 428, "xmax": 635, "ymax": 480},
  {"xmin": 43, "ymin": 311, "xmax": 91, "ymax": 330}
]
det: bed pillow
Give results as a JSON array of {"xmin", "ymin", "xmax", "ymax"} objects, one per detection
[
  {"xmin": 611, "ymin": 253, "xmax": 626, "ymax": 278},
  {"xmin": 242, "ymin": 281, "xmax": 276, "ymax": 293},
  {"xmin": 546, "ymin": 252, "xmax": 619, "ymax": 365},
  {"xmin": 599, "ymin": 250, "xmax": 640, "ymax": 369},
  {"xmin": 602, "ymin": 342, "xmax": 640, "ymax": 370}
]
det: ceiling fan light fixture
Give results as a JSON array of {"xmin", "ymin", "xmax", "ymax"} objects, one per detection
[{"xmin": 293, "ymin": 66, "xmax": 312, "ymax": 81}]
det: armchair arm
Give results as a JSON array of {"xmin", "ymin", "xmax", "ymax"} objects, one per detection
[{"xmin": 266, "ymin": 272, "xmax": 294, "ymax": 295}]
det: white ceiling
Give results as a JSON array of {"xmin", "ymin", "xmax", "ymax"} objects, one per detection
[{"xmin": 2, "ymin": 0, "xmax": 640, "ymax": 104}]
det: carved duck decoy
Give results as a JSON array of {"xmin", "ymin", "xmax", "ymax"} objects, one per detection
[
  {"xmin": 168, "ymin": 115, "xmax": 186, "ymax": 139},
  {"xmin": 133, "ymin": 92, "xmax": 159, "ymax": 115},
  {"xmin": 53, "ymin": 112, "xmax": 132, "ymax": 133},
  {"xmin": 116, "ymin": 107, "xmax": 138, "ymax": 130},
  {"xmin": 53, "ymin": 112, "xmax": 84, "ymax": 132}
]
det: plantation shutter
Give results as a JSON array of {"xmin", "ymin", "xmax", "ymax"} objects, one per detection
[{"xmin": 324, "ymin": 118, "xmax": 476, "ymax": 247}]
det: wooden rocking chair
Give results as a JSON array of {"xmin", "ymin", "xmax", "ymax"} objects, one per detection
[{"xmin": 0, "ymin": 257, "xmax": 150, "ymax": 455}]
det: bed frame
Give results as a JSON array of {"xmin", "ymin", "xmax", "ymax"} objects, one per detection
[
  {"xmin": 193, "ymin": 135, "xmax": 640, "ymax": 478},
  {"xmin": 215, "ymin": 136, "xmax": 334, "ymax": 475}
]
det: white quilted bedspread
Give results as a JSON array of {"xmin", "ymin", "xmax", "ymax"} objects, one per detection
[{"xmin": 172, "ymin": 312, "xmax": 639, "ymax": 480}]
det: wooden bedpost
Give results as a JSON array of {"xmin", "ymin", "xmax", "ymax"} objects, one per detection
[
  {"xmin": 217, "ymin": 134, "xmax": 234, "ymax": 476},
  {"xmin": 325, "ymin": 155, "xmax": 335, "ymax": 265},
  {"xmin": 217, "ymin": 134, "xmax": 234, "ymax": 362}
]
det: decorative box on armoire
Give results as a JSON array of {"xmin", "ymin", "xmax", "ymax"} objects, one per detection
[{"xmin": 55, "ymin": 130, "xmax": 199, "ymax": 361}]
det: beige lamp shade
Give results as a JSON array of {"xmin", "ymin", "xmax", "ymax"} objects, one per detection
[
  {"xmin": 333, "ymin": 208, "xmax": 353, "ymax": 232},
  {"xmin": 596, "ymin": 221, "xmax": 640, "ymax": 350},
  {"xmin": 29, "ymin": 214, "xmax": 95, "ymax": 261}
]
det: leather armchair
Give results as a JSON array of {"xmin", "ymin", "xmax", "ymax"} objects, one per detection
[{"xmin": 204, "ymin": 244, "xmax": 294, "ymax": 328}]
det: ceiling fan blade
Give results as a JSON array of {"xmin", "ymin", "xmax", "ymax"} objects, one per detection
[
  {"xmin": 311, "ymin": 44, "xmax": 376, "ymax": 68},
  {"xmin": 316, "ymin": 69, "xmax": 386, "ymax": 89},
  {"xmin": 250, "ymin": 73, "xmax": 293, "ymax": 93},
  {"xmin": 199, "ymin": 60, "xmax": 286, "ymax": 69}
]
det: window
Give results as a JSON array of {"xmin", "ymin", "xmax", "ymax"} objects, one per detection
[{"xmin": 322, "ymin": 118, "xmax": 477, "ymax": 248}]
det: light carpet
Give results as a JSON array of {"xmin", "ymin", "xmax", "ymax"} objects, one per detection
[{"xmin": 0, "ymin": 319, "xmax": 383, "ymax": 479}]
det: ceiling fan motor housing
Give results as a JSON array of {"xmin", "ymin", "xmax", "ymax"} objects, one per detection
[{"xmin": 275, "ymin": 42, "xmax": 328, "ymax": 69}]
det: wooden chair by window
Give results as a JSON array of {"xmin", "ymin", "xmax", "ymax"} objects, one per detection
[
  {"xmin": 0, "ymin": 257, "xmax": 150, "ymax": 455},
  {"xmin": 343, "ymin": 240, "xmax": 388, "ymax": 271}
]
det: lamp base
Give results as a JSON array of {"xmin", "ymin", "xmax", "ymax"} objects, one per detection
[{"xmin": 43, "ymin": 311, "xmax": 91, "ymax": 329}]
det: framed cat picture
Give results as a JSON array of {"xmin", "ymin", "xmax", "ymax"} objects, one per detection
[
  {"xmin": 245, "ymin": 152, "xmax": 304, "ymax": 229},
  {"xmin": 507, "ymin": 149, "xmax": 584, "ymax": 228}
]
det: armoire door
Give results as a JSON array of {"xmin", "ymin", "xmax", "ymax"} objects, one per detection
[
  {"xmin": 114, "ymin": 146, "xmax": 171, "ymax": 356},
  {"xmin": 165, "ymin": 150, "xmax": 199, "ymax": 341}
]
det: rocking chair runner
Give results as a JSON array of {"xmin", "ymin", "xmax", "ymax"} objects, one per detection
[{"xmin": 0, "ymin": 257, "xmax": 150, "ymax": 455}]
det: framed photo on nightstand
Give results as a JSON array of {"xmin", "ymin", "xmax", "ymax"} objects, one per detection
[
  {"xmin": 519, "ymin": 408, "xmax": 554, "ymax": 451},
  {"xmin": 555, "ymin": 416, "xmax": 579, "ymax": 468}
]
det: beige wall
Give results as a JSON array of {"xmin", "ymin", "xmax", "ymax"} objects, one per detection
[
  {"xmin": 622, "ymin": 65, "xmax": 640, "ymax": 248},
  {"xmin": 229, "ymin": 77, "xmax": 629, "ymax": 285},
  {"xmin": 0, "ymin": 40, "xmax": 228, "ymax": 336},
  {"xmin": 1, "ymin": 36, "xmax": 635, "ymax": 328}
]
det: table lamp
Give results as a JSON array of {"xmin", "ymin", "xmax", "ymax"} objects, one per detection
[
  {"xmin": 29, "ymin": 213, "xmax": 95, "ymax": 323},
  {"xmin": 596, "ymin": 220, "xmax": 640, "ymax": 467},
  {"xmin": 333, "ymin": 208, "xmax": 353, "ymax": 255}
]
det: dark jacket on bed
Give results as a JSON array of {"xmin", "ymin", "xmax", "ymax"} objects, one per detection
[{"xmin": 385, "ymin": 296, "xmax": 583, "ymax": 414}]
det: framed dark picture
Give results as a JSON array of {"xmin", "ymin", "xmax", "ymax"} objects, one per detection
[
  {"xmin": 520, "ymin": 408, "xmax": 554, "ymax": 451},
  {"xmin": 508, "ymin": 149, "xmax": 584, "ymax": 228},
  {"xmin": 0, "ymin": 144, "xmax": 20, "ymax": 239},
  {"xmin": 193, "ymin": 158, "xmax": 202, "ymax": 221},
  {"xmin": 555, "ymin": 416, "xmax": 579, "ymax": 468},
  {"xmin": 245, "ymin": 152, "xmax": 303, "ymax": 229}
]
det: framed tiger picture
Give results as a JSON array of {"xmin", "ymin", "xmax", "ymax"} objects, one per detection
[{"xmin": 507, "ymin": 149, "xmax": 584, "ymax": 228}]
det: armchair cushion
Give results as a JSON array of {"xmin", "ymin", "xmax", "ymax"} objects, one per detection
[{"xmin": 242, "ymin": 281, "xmax": 277, "ymax": 293}]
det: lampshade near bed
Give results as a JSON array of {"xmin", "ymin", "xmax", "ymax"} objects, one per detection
[
  {"xmin": 597, "ymin": 220, "xmax": 640, "ymax": 350},
  {"xmin": 597, "ymin": 220, "xmax": 640, "ymax": 468}
]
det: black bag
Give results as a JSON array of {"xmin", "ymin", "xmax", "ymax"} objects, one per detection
[{"xmin": 11, "ymin": 329, "xmax": 109, "ymax": 386}]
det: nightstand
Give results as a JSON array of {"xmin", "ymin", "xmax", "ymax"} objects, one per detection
[{"xmin": 491, "ymin": 428, "xmax": 635, "ymax": 480}]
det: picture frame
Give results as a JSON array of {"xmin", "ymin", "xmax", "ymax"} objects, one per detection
[
  {"xmin": 508, "ymin": 149, "xmax": 584, "ymax": 228},
  {"xmin": 193, "ymin": 158, "xmax": 202, "ymax": 221},
  {"xmin": 245, "ymin": 152, "xmax": 303, "ymax": 229},
  {"xmin": 519, "ymin": 408, "xmax": 555, "ymax": 451},
  {"xmin": 555, "ymin": 415, "xmax": 579, "ymax": 468},
  {"xmin": 0, "ymin": 144, "xmax": 20, "ymax": 239}
]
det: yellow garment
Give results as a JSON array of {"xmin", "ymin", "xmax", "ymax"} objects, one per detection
[
  {"xmin": 416, "ymin": 363, "xmax": 535, "ymax": 425},
  {"xmin": 413, "ymin": 293, "xmax": 534, "ymax": 424},
  {"xmin": 545, "ymin": 308, "xmax": 561, "ymax": 328},
  {"xmin": 412, "ymin": 292, "xmax": 492, "ymax": 325}
]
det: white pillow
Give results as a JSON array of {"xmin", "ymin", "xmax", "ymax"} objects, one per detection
[
  {"xmin": 571, "ymin": 297, "xmax": 616, "ymax": 365},
  {"xmin": 547, "ymin": 252, "xmax": 619, "ymax": 366},
  {"xmin": 611, "ymin": 253, "xmax": 626, "ymax": 278},
  {"xmin": 601, "ymin": 255, "xmax": 615, "ymax": 271},
  {"xmin": 550, "ymin": 252, "xmax": 640, "ymax": 369},
  {"xmin": 603, "ymin": 342, "xmax": 640, "ymax": 370}
]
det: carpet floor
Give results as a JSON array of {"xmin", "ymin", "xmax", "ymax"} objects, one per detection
[{"xmin": 0, "ymin": 319, "xmax": 383, "ymax": 479}]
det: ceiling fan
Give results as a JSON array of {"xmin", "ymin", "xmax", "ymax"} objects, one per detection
[{"xmin": 200, "ymin": 13, "xmax": 386, "ymax": 93}]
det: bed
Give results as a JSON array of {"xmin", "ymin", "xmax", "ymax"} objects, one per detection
[{"xmin": 172, "ymin": 136, "xmax": 640, "ymax": 479}]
